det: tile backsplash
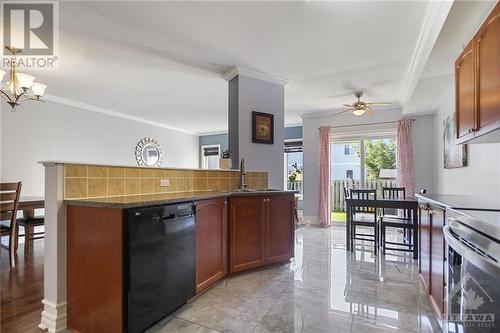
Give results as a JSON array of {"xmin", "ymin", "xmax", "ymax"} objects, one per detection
[{"xmin": 64, "ymin": 164, "xmax": 268, "ymax": 199}]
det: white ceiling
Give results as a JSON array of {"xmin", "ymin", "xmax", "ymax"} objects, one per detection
[{"xmin": 30, "ymin": 1, "xmax": 491, "ymax": 134}]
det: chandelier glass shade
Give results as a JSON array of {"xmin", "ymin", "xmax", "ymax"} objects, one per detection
[{"xmin": 0, "ymin": 46, "xmax": 47, "ymax": 111}]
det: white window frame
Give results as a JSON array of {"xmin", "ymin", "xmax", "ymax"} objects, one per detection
[
  {"xmin": 201, "ymin": 144, "xmax": 221, "ymax": 169},
  {"xmin": 331, "ymin": 132, "xmax": 396, "ymax": 183}
]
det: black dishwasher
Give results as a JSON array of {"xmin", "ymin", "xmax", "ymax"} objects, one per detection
[{"xmin": 125, "ymin": 202, "xmax": 196, "ymax": 333}]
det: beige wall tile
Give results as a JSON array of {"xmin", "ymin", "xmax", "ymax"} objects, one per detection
[
  {"xmin": 186, "ymin": 178, "xmax": 194, "ymax": 191},
  {"xmin": 154, "ymin": 169, "xmax": 166, "ymax": 178},
  {"xmin": 65, "ymin": 178, "xmax": 88, "ymax": 199},
  {"xmin": 88, "ymin": 178, "xmax": 108, "ymax": 197},
  {"xmin": 126, "ymin": 178, "xmax": 140, "ymax": 195},
  {"xmin": 108, "ymin": 167, "xmax": 125, "ymax": 178},
  {"xmin": 195, "ymin": 171, "xmax": 207, "ymax": 179},
  {"xmin": 140, "ymin": 168, "xmax": 155, "ymax": 178},
  {"xmin": 65, "ymin": 165, "xmax": 87, "ymax": 177},
  {"xmin": 195, "ymin": 178, "xmax": 207, "ymax": 191},
  {"xmin": 261, "ymin": 177, "xmax": 269, "ymax": 189},
  {"xmin": 108, "ymin": 178, "xmax": 125, "ymax": 196},
  {"xmin": 177, "ymin": 178, "xmax": 187, "ymax": 191},
  {"xmin": 88, "ymin": 166, "xmax": 107, "ymax": 178},
  {"xmin": 125, "ymin": 168, "xmax": 141, "ymax": 178},
  {"xmin": 141, "ymin": 178, "xmax": 155, "ymax": 194},
  {"xmin": 207, "ymin": 178, "xmax": 219, "ymax": 190},
  {"xmin": 165, "ymin": 170, "xmax": 176, "ymax": 178},
  {"xmin": 207, "ymin": 171, "xmax": 218, "ymax": 179}
]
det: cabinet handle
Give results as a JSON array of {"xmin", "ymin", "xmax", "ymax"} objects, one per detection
[
  {"xmin": 263, "ymin": 198, "xmax": 267, "ymax": 203},
  {"xmin": 224, "ymin": 201, "xmax": 227, "ymax": 206}
]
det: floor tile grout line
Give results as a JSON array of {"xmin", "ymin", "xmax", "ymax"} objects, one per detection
[
  {"xmin": 173, "ymin": 315, "xmax": 223, "ymax": 332},
  {"xmin": 249, "ymin": 279, "xmax": 295, "ymax": 333}
]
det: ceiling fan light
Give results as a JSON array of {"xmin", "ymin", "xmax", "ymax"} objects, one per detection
[
  {"xmin": 15, "ymin": 72, "xmax": 35, "ymax": 90},
  {"xmin": 31, "ymin": 82, "xmax": 47, "ymax": 97},
  {"xmin": 353, "ymin": 109, "xmax": 366, "ymax": 116}
]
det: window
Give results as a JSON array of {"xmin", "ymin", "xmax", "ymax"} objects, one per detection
[
  {"xmin": 344, "ymin": 144, "xmax": 351, "ymax": 155},
  {"xmin": 346, "ymin": 170, "xmax": 353, "ymax": 179},
  {"xmin": 201, "ymin": 145, "xmax": 220, "ymax": 169}
]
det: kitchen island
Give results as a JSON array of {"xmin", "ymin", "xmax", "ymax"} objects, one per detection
[{"xmin": 65, "ymin": 189, "xmax": 296, "ymax": 333}]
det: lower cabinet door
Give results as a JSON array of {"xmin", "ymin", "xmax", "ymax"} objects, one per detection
[
  {"xmin": 229, "ymin": 196, "xmax": 267, "ymax": 273},
  {"xmin": 196, "ymin": 198, "xmax": 228, "ymax": 293},
  {"xmin": 419, "ymin": 205, "xmax": 431, "ymax": 292},
  {"xmin": 267, "ymin": 195, "xmax": 294, "ymax": 263},
  {"xmin": 429, "ymin": 205, "xmax": 445, "ymax": 318}
]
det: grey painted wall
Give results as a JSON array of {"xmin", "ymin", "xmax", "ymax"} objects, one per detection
[
  {"xmin": 228, "ymin": 75, "xmax": 285, "ymax": 189},
  {"xmin": 228, "ymin": 76, "xmax": 239, "ymax": 169},
  {"xmin": 199, "ymin": 134, "xmax": 229, "ymax": 168},
  {"xmin": 284, "ymin": 126, "xmax": 303, "ymax": 139}
]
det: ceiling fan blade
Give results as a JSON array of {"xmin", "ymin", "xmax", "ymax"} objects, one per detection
[
  {"xmin": 342, "ymin": 104, "xmax": 354, "ymax": 107},
  {"xmin": 366, "ymin": 102, "xmax": 392, "ymax": 106}
]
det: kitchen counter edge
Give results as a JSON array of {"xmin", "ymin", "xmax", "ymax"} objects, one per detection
[{"xmin": 64, "ymin": 190, "xmax": 299, "ymax": 209}]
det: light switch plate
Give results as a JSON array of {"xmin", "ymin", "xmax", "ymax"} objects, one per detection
[{"xmin": 160, "ymin": 179, "xmax": 170, "ymax": 187}]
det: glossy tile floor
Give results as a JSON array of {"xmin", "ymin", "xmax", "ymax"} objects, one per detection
[{"xmin": 149, "ymin": 226, "xmax": 442, "ymax": 333}]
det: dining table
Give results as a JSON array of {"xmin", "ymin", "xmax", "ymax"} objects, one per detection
[
  {"xmin": 18, "ymin": 196, "xmax": 45, "ymax": 218},
  {"xmin": 345, "ymin": 196, "xmax": 419, "ymax": 259}
]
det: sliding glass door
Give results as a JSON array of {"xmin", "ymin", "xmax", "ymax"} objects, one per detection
[{"xmin": 330, "ymin": 136, "xmax": 396, "ymax": 223}]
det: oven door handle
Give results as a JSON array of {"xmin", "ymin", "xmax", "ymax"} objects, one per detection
[{"xmin": 443, "ymin": 223, "xmax": 500, "ymax": 278}]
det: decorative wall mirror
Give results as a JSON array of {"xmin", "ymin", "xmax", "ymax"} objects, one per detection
[{"xmin": 135, "ymin": 137, "xmax": 163, "ymax": 167}]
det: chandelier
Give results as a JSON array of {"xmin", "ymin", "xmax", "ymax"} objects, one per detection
[{"xmin": 0, "ymin": 46, "xmax": 47, "ymax": 111}]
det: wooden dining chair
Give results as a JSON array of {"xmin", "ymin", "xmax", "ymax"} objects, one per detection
[
  {"xmin": 349, "ymin": 189, "xmax": 378, "ymax": 254},
  {"xmin": 379, "ymin": 187, "xmax": 415, "ymax": 255},
  {"xmin": 0, "ymin": 182, "xmax": 22, "ymax": 267},
  {"xmin": 17, "ymin": 213, "xmax": 45, "ymax": 255}
]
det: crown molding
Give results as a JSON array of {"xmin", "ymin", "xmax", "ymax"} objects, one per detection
[
  {"xmin": 43, "ymin": 94, "xmax": 198, "ymax": 135},
  {"xmin": 222, "ymin": 66, "xmax": 291, "ymax": 86},
  {"xmin": 399, "ymin": 0, "xmax": 453, "ymax": 104}
]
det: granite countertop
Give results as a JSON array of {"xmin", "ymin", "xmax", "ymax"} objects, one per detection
[
  {"xmin": 65, "ymin": 189, "xmax": 298, "ymax": 209},
  {"xmin": 415, "ymin": 193, "xmax": 500, "ymax": 211}
]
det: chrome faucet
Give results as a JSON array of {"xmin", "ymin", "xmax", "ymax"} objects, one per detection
[{"xmin": 239, "ymin": 158, "xmax": 247, "ymax": 190}]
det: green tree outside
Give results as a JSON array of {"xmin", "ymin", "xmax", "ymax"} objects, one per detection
[{"xmin": 354, "ymin": 139, "xmax": 396, "ymax": 180}]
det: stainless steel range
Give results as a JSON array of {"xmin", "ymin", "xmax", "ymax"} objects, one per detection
[{"xmin": 444, "ymin": 209, "xmax": 500, "ymax": 333}]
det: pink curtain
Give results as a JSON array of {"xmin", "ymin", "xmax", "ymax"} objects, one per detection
[
  {"xmin": 318, "ymin": 126, "xmax": 331, "ymax": 228},
  {"xmin": 396, "ymin": 119, "xmax": 415, "ymax": 199}
]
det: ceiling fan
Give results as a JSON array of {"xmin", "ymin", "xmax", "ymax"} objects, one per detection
[{"xmin": 340, "ymin": 92, "xmax": 392, "ymax": 117}]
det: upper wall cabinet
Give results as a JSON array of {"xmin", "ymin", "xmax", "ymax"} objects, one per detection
[{"xmin": 456, "ymin": 2, "xmax": 500, "ymax": 144}]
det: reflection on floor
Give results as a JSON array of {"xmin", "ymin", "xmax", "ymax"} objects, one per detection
[{"xmin": 150, "ymin": 226, "xmax": 441, "ymax": 333}]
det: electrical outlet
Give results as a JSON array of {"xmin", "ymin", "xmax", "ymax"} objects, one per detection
[{"xmin": 160, "ymin": 179, "xmax": 170, "ymax": 187}]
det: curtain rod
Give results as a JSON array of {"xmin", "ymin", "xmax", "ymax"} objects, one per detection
[{"xmin": 318, "ymin": 118, "xmax": 415, "ymax": 130}]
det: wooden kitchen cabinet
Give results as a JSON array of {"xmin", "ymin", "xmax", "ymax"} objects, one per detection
[
  {"xmin": 455, "ymin": 40, "xmax": 476, "ymax": 142},
  {"xmin": 229, "ymin": 196, "xmax": 267, "ymax": 273},
  {"xmin": 229, "ymin": 194, "xmax": 294, "ymax": 273},
  {"xmin": 195, "ymin": 198, "xmax": 228, "ymax": 294},
  {"xmin": 267, "ymin": 195, "xmax": 294, "ymax": 264},
  {"xmin": 456, "ymin": 2, "xmax": 500, "ymax": 144},
  {"xmin": 418, "ymin": 201, "xmax": 446, "ymax": 321},
  {"xmin": 475, "ymin": 3, "xmax": 500, "ymax": 137}
]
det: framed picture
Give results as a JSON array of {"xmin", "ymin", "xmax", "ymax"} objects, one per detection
[
  {"xmin": 443, "ymin": 113, "xmax": 467, "ymax": 169},
  {"xmin": 252, "ymin": 111, "xmax": 274, "ymax": 144}
]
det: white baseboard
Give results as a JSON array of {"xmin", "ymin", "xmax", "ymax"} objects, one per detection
[{"xmin": 39, "ymin": 299, "xmax": 67, "ymax": 333}]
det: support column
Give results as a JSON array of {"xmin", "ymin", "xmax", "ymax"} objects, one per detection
[
  {"xmin": 224, "ymin": 67, "xmax": 290, "ymax": 189},
  {"xmin": 39, "ymin": 162, "xmax": 67, "ymax": 333}
]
